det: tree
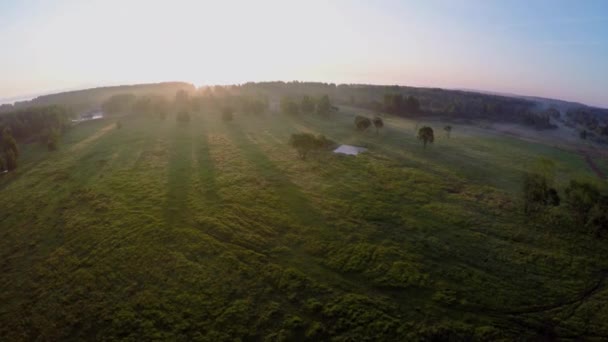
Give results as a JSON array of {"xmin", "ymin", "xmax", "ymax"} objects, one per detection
[
  {"xmin": 405, "ymin": 96, "xmax": 421, "ymax": 113},
  {"xmin": 383, "ymin": 94, "xmax": 404, "ymax": 114},
  {"xmin": 281, "ymin": 97, "xmax": 299, "ymax": 115},
  {"xmin": 102, "ymin": 93, "xmax": 136, "ymax": 114},
  {"xmin": 587, "ymin": 203, "xmax": 608, "ymax": 237},
  {"xmin": 176, "ymin": 111, "xmax": 191, "ymax": 123},
  {"xmin": 316, "ymin": 95, "xmax": 331, "ymax": 116},
  {"xmin": 301, "ymin": 96, "xmax": 315, "ymax": 113},
  {"xmin": 289, "ymin": 133, "xmax": 318, "ymax": 160},
  {"xmin": 417, "ymin": 126, "xmax": 434, "ymax": 148},
  {"xmin": 522, "ymin": 172, "xmax": 560, "ymax": 214},
  {"xmin": 372, "ymin": 117, "xmax": 384, "ymax": 135},
  {"xmin": 1, "ymin": 127, "xmax": 19, "ymax": 158},
  {"xmin": 4, "ymin": 149, "xmax": 17, "ymax": 171},
  {"xmin": 222, "ymin": 107, "xmax": 234, "ymax": 122},
  {"xmin": 46, "ymin": 129, "xmax": 60, "ymax": 151},
  {"xmin": 355, "ymin": 116, "xmax": 372, "ymax": 131},
  {"xmin": 288, "ymin": 133, "xmax": 334, "ymax": 160},
  {"xmin": 564, "ymin": 180, "xmax": 600, "ymax": 221},
  {"xmin": 444, "ymin": 125, "xmax": 452, "ymax": 138},
  {"xmin": 580, "ymin": 130, "xmax": 588, "ymax": 140}
]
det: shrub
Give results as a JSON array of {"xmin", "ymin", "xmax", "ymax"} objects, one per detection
[
  {"xmin": 47, "ymin": 133, "xmax": 59, "ymax": 151},
  {"xmin": 355, "ymin": 116, "xmax": 371, "ymax": 131},
  {"xmin": 564, "ymin": 180, "xmax": 600, "ymax": 220},
  {"xmin": 522, "ymin": 172, "xmax": 560, "ymax": 214}
]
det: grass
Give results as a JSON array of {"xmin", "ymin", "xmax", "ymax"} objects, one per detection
[{"xmin": 1, "ymin": 109, "xmax": 607, "ymax": 340}]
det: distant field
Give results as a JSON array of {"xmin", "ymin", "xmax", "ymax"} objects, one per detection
[{"xmin": 1, "ymin": 109, "xmax": 607, "ymax": 340}]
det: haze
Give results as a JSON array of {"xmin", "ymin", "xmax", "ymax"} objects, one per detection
[{"xmin": 1, "ymin": 0, "xmax": 607, "ymax": 107}]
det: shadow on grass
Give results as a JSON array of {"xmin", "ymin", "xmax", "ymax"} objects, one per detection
[
  {"xmin": 164, "ymin": 123, "xmax": 194, "ymax": 226},
  {"xmin": 196, "ymin": 125, "xmax": 220, "ymax": 202},
  {"xmin": 224, "ymin": 123, "xmax": 323, "ymax": 227}
]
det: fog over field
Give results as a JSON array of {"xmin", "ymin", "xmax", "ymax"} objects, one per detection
[{"xmin": 1, "ymin": 1, "xmax": 608, "ymax": 341}]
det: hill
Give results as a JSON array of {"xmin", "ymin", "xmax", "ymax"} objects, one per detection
[
  {"xmin": 1, "ymin": 105, "xmax": 607, "ymax": 340},
  {"xmin": 0, "ymin": 82, "xmax": 195, "ymax": 114}
]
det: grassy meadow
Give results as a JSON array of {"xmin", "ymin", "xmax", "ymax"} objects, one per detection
[{"xmin": 1, "ymin": 108, "xmax": 607, "ymax": 340}]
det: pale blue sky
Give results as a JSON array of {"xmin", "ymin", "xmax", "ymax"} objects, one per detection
[{"xmin": 1, "ymin": 0, "xmax": 607, "ymax": 107}]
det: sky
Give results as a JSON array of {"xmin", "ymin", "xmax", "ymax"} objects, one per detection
[{"xmin": 1, "ymin": 0, "xmax": 607, "ymax": 107}]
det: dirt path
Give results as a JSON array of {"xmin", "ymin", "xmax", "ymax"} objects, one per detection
[{"xmin": 69, "ymin": 123, "xmax": 115, "ymax": 153}]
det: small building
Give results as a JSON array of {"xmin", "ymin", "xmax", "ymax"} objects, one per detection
[{"xmin": 333, "ymin": 145, "xmax": 367, "ymax": 156}]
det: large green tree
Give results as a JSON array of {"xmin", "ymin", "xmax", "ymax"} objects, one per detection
[
  {"xmin": 417, "ymin": 126, "xmax": 434, "ymax": 148},
  {"xmin": 372, "ymin": 116, "xmax": 384, "ymax": 135},
  {"xmin": 355, "ymin": 116, "xmax": 372, "ymax": 131},
  {"xmin": 316, "ymin": 95, "xmax": 331, "ymax": 116}
]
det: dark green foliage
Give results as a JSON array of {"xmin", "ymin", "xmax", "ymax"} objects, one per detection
[
  {"xmin": 522, "ymin": 172, "xmax": 560, "ymax": 214},
  {"xmin": 566, "ymin": 106, "xmax": 608, "ymax": 136},
  {"xmin": 355, "ymin": 115, "xmax": 372, "ymax": 131},
  {"xmin": 314, "ymin": 134, "xmax": 335, "ymax": 149},
  {"xmin": 222, "ymin": 107, "xmax": 234, "ymax": 122},
  {"xmin": 522, "ymin": 111, "xmax": 557, "ymax": 129},
  {"xmin": 116, "ymin": 121, "xmax": 122, "ymax": 130},
  {"xmin": 288, "ymin": 133, "xmax": 333, "ymax": 160},
  {"xmin": 0, "ymin": 105, "xmax": 70, "ymax": 142},
  {"xmin": 316, "ymin": 95, "xmax": 332, "ymax": 116},
  {"xmin": 372, "ymin": 116, "xmax": 384, "ymax": 135},
  {"xmin": 417, "ymin": 126, "xmax": 434, "ymax": 148},
  {"xmin": 280, "ymin": 97, "xmax": 299, "ymax": 115},
  {"xmin": 3, "ymin": 148, "xmax": 17, "ymax": 170},
  {"xmin": 300, "ymin": 95, "xmax": 315, "ymax": 113},
  {"xmin": 1, "ymin": 127, "xmax": 19, "ymax": 170},
  {"xmin": 564, "ymin": 180, "xmax": 600, "ymax": 221},
  {"xmin": 382, "ymin": 94, "xmax": 420, "ymax": 115},
  {"xmin": 45, "ymin": 129, "xmax": 60, "ymax": 151},
  {"xmin": 176, "ymin": 111, "xmax": 191, "ymax": 123},
  {"xmin": 102, "ymin": 93, "xmax": 136, "ymax": 114},
  {"xmin": 405, "ymin": 95, "xmax": 421, "ymax": 113}
]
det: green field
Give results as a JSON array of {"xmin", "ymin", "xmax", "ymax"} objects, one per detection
[{"xmin": 1, "ymin": 109, "xmax": 607, "ymax": 340}]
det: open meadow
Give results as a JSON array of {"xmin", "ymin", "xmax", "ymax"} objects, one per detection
[{"xmin": 1, "ymin": 108, "xmax": 608, "ymax": 340}]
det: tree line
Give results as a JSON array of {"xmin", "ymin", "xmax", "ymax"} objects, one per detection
[
  {"xmin": 101, "ymin": 89, "xmax": 270, "ymax": 122},
  {"xmin": 0, "ymin": 105, "xmax": 71, "ymax": 171},
  {"xmin": 280, "ymin": 95, "xmax": 335, "ymax": 116}
]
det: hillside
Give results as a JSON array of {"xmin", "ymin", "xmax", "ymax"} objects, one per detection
[
  {"xmin": 1, "ymin": 107, "xmax": 608, "ymax": 340},
  {"xmin": 0, "ymin": 82, "xmax": 195, "ymax": 114}
]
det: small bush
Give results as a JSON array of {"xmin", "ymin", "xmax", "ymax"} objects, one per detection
[{"xmin": 355, "ymin": 116, "xmax": 372, "ymax": 131}]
